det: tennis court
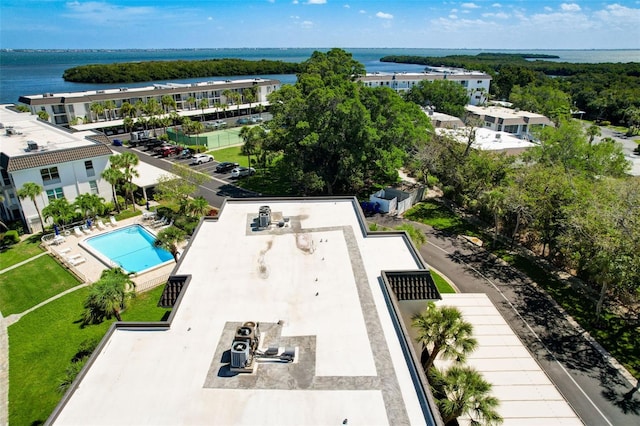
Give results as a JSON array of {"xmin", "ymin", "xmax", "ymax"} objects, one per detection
[{"xmin": 167, "ymin": 127, "xmax": 245, "ymax": 150}]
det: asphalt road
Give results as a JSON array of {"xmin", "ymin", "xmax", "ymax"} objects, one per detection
[
  {"xmin": 371, "ymin": 214, "xmax": 639, "ymax": 426},
  {"xmin": 115, "ymin": 141, "xmax": 639, "ymax": 425}
]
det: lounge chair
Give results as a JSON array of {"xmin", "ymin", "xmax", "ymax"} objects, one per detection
[
  {"xmin": 151, "ymin": 217, "xmax": 167, "ymax": 227},
  {"xmin": 82, "ymin": 225, "xmax": 93, "ymax": 235},
  {"xmin": 51, "ymin": 235, "xmax": 65, "ymax": 245},
  {"xmin": 73, "ymin": 227, "xmax": 84, "ymax": 237},
  {"xmin": 97, "ymin": 220, "xmax": 107, "ymax": 230},
  {"xmin": 66, "ymin": 253, "xmax": 83, "ymax": 261},
  {"xmin": 142, "ymin": 211, "xmax": 156, "ymax": 221},
  {"xmin": 59, "ymin": 247, "xmax": 72, "ymax": 254},
  {"xmin": 69, "ymin": 257, "xmax": 86, "ymax": 266},
  {"xmin": 109, "ymin": 216, "xmax": 117, "ymax": 226}
]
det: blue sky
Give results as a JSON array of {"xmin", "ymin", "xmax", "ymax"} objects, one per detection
[{"xmin": 1, "ymin": 0, "xmax": 639, "ymax": 49}]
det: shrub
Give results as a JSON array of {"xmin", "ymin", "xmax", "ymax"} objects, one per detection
[{"xmin": 2, "ymin": 230, "xmax": 20, "ymax": 245}]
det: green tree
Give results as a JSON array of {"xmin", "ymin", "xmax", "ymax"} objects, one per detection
[
  {"xmin": 395, "ymin": 223, "xmax": 426, "ymax": 247},
  {"xmin": 404, "ymin": 79, "xmax": 469, "ymax": 117},
  {"xmin": 82, "ymin": 268, "xmax": 136, "ymax": 324},
  {"xmin": 265, "ymin": 48, "xmax": 430, "ymax": 196},
  {"xmin": 110, "ymin": 152, "xmax": 139, "ymax": 210},
  {"xmin": 243, "ymin": 87, "xmax": 257, "ymax": 115},
  {"xmin": 74, "ymin": 193, "xmax": 105, "ymax": 219},
  {"xmin": 161, "ymin": 95, "xmax": 177, "ymax": 113},
  {"xmin": 509, "ymin": 84, "xmax": 572, "ymax": 124},
  {"xmin": 154, "ymin": 226, "xmax": 187, "ymax": 262},
  {"xmin": 429, "ymin": 366, "xmax": 502, "ymax": 425},
  {"xmin": 123, "ymin": 117, "xmax": 134, "ymax": 134},
  {"xmin": 102, "ymin": 163, "xmax": 124, "ymax": 213},
  {"xmin": 240, "ymin": 125, "xmax": 266, "ymax": 168},
  {"xmin": 187, "ymin": 196, "xmax": 209, "ymax": 218},
  {"xmin": 154, "ymin": 164, "xmax": 208, "ymax": 214},
  {"xmin": 412, "ymin": 302, "xmax": 478, "ymax": 371},
  {"xmin": 89, "ymin": 102, "xmax": 105, "ymax": 122},
  {"xmin": 103, "ymin": 100, "xmax": 116, "ymax": 120},
  {"xmin": 119, "ymin": 101, "xmax": 135, "ymax": 119},
  {"xmin": 199, "ymin": 98, "xmax": 209, "ymax": 121},
  {"xmin": 17, "ymin": 182, "xmax": 45, "ymax": 233},
  {"xmin": 585, "ymin": 124, "xmax": 601, "ymax": 145},
  {"xmin": 186, "ymin": 96, "xmax": 196, "ymax": 111},
  {"xmin": 480, "ymin": 188, "xmax": 507, "ymax": 245},
  {"xmin": 42, "ymin": 198, "xmax": 76, "ymax": 227},
  {"xmin": 623, "ymin": 106, "xmax": 640, "ymax": 135},
  {"xmin": 37, "ymin": 110, "xmax": 50, "ymax": 121}
]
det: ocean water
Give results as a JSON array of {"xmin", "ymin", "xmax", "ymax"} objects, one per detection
[{"xmin": 1, "ymin": 48, "xmax": 639, "ymax": 105}]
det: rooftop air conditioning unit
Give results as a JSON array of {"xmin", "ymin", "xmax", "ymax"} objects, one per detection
[
  {"xmin": 119, "ymin": 87, "xmax": 128, "ymax": 92},
  {"xmin": 27, "ymin": 141, "xmax": 38, "ymax": 151},
  {"xmin": 496, "ymin": 133, "xmax": 501, "ymax": 139},
  {"xmin": 235, "ymin": 322, "xmax": 256, "ymax": 344},
  {"xmin": 231, "ymin": 341, "xmax": 250, "ymax": 368},
  {"xmin": 6, "ymin": 127, "xmax": 16, "ymax": 136}
]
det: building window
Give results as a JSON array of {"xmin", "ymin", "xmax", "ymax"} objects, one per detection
[
  {"xmin": 40, "ymin": 167, "xmax": 60, "ymax": 184},
  {"xmin": 504, "ymin": 125, "xmax": 519, "ymax": 134},
  {"xmin": 89, "ymin": 180, "xmax": 99, "ymax": 194},
  {"xmin": 85, "ymin": 160, "xmax": 95, "ymax": 177},
  {"xmin": 477, "ymin": 80, "xmax": 483, "ymax": 84},
  {"xmin": 46, "ymin": 187, "xmax": 64, "ymax": 201}
]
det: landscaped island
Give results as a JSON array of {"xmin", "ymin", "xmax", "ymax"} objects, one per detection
[{"xmin": 62, "ymin": 58, "xmax": 302, "ymax": 84}]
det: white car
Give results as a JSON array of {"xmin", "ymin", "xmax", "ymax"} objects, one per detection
[
  {"xmin": 231, "ymin": 166, "xmax": 256, "ymax": 178},
  {"xmin": 191, "ymin": 153, "xmax": 214, "ymax": 165}
]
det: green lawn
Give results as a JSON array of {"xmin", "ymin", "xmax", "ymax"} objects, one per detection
[
  {"xmin": 207, "ymin": 145, "xmax": 249, "ymax": 166},
  {"xmin": 403, "ymin": 200, "xmax": 480, "ymax": 237},
  {"xmin": 0, "ymin": 255, "xmax": 81, "ymax": 316},
  {"xmin": 0, "ymin": 236, "xmax": 44, "ymax": 268},
  {"xmin": 8, "ymin": 284, "xmax": 170, "ymax": 426}
]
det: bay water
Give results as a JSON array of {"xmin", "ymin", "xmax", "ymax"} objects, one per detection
[{"xmin": 1, "ymin": 48, "xmax": 639, "ymax": 105}]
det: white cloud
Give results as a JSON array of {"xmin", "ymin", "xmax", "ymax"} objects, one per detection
[
  {"xmin": 63, "ymin": 1, "xmax": 154, "ymax": 24},
  {"xmin": 359, "ymin": 9, "xmax": 366, "ymax": 14},
  {"xmin": 207, "ymin": 16, "xmax": 213, "ymax": 21},
  {"xmin": 376, "ymin": 11, "xmax": 393, "ymax": 19},
  {"xmin": 461, "ymin": 2, "xmax": 480, "ymax": 9},
  {"xmin": 344, "ymin": 4, "xmax": 350, "ymax": 8},
  {"xmin": 482, "ymin": 12, "xmax": 508, "ymax": 19},
  {"xmin": 449, "ymin": 14, "xmax": 458, "ymax": 19},
  {"xmin": 306, "ymin": 0, "xmax": 326, "ymax": 4},
  {"xmin": 300, "ymin": 20, "xmax": 313, "ymax": 28},
  {"xmin": 492, "ymin": 3, "xmax": 501, "ymax": 7},
  {"xmin": 292, "ymin": 1, "xmax": 299, "ymax": 4},
  {"xmin": 560, "ymin": 3, "xmax": 581, "ymax": 12},
  {"xmin": 544, "ymin": 6, "xmax": 552, "ymax": 12},
  {"xmin": 594, "ymin": 4, "xmax": 640, "ymax": 26}
]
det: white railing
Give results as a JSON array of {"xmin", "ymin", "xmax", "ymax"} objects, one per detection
[{"xmin": 135, "ymin": 273, "xmax": 170, "ymax": 293}]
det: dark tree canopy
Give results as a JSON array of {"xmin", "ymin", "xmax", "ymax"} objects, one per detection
[
  {"xmin": 404, "ymin": 79, "xmax": 469, "ymax": 117},
  {"xmin": 265, "ymin": 48, "xmax": 431, "ymax": 196}
]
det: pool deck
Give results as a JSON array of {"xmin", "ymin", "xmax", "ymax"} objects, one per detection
[{"xmin": 46, "ymin": 213, "xmax": 180, "ymax": 289}]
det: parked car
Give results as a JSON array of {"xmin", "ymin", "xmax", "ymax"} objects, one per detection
[
  {"xmin": 158, "ymin": 145, "xmax": 180, "ymax": 157},
  {"xmin": 191, "ymin": 153, "xmax": 214, "ymax": 165},
  {"xmin": 212, "ymin": 120, "xmax": 227, "ymax": 129},
  {"xmin": 231, "ymin": 166, "xmax": 256, "ymax": 178},
  {"xmin": 215, "ymin": 161, "xmax": 239, "ymax": 173},
  {"xmin": 145, "ymin": 139, "xmax": 165, "ymax": 150},
  {"xmin": 250, "ymin": 115, "xmax": 263, "ymax": 123},
  {"xmin": 236, "ymin": 117, "xmax": 250, "ymax": 125},
  {"xmin": 112, "ymin": 139, "xmax": 123, "ymax": 146}
]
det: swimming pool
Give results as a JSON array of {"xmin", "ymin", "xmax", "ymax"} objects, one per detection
[{"xmin": 83, "ymin": 224, "xmax": 174, "ymax": 274}]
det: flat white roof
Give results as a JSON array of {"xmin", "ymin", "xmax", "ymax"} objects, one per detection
[
  {"xmin": 436, "ymin": 127, "xmax": 536, "ymax": 152},
  {"xmin": 0, "ymin": 105, "xmax": 97, "ymax": 156},
  {"xmin": 466, "ymin": 105, "xmax": 551, "ymax": 124},
  {"xmin": 433, "ymin": 294, "xmax": 581, "ymax": 425},
  {"xmin": 50, "ymin": 198, "xmax": 437, "ymax": 425}
]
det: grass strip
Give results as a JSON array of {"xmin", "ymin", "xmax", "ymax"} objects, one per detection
[
  {"xmin": 8, "ymin": 284, "xmax": 170, "ymax": 425},
  {"xmin": 0, "ymin": 236, "xmax": 44, "ymax": 268}
]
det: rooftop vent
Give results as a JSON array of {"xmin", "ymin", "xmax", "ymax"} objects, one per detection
[
  {"xmin": 6, "ymin": 127, "xmax": 16, "ymax": 136},
  {"xmin": 27, "ymin": 141, "xmax": 38, "ymax": 151},
  {"xmin": 119, "ymin": 87, "xmax": 128, "ymax": 92},
  {"xmin": 96, "ymin": 90, "xmax": 105, "ymax": 94},
  {"xmin": 258, "ymin": 205, "xmax": 271, "ymax": 228}
]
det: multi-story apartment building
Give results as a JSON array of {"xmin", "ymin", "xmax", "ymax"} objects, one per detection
[
  {"xmin": 465, "ymin": 104, "xmax": 553, "ymax": 139},
  {"xmin": 360, "ymin": 66, "xmax": 492, "ymax": 105},
  {"xmin": 0, "ymin": 105, "xmax": 113, "ymax": 233},
  {"xmin": 18, "ymin": 78, "xmax": 281, "ymax": 131}
]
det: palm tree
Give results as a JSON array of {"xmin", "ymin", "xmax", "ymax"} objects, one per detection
[
  {"xmin": 412, "ymin": 302, "xmax": 478, "ymax": 371},
  {"xmin": 111, "ymin": 152, "xmax": 139, "ymax": 210},
  {"xmin": 119, "ymin": 101, "xmax": 135, "ymax": 119},
  {"xmin": 154, "ymin": 226, "xmax": 187, "ymax": 262},
  {"xmin": 103, "ymin": 100, "xmax": 117, "ymax": 120},
  {"xmin": 74, "ymin": 193, "xmax": 105, "ymax": 220},
  {"xmin": 243, "ymin": 87, "xmax": 257, "ymax": 115},
  {"xmin": 89, "ymin": 102, "xmax": 105, "ymax": 122},
  {"xmin": 187, "ymin": 196, "xmax": 209, "ymax": 218},
  {"xmin": 123, "ymin": 117, "xmax": 134, "ymax": 134},
  {"xmin": 255, "ymin": 103, "xmax": 265, "ymax": 119},
  {"xmin": 191, "ymin": 120, "xmax": 205, "ymax": 148},
  {"xmin": 17, "ymin": 182, "xmax": 45, "ymax": 233},
  {"xmin": 240, "ymin": 125, "xmax": 265, "ymax": 168},
  {"xmin": 43, "ymin": 198, "xmax": 76, "ymax": 227},
  {"xmin": 82, "ymin": 268, "xmax": 136, "ymax": 324},
  {"xmin": 169, "ymin": 111, "xmax": 182, "ymax": 126},
  {"xmin": 134, "ymin": 99, "xmax": 145, "ymax": 117},
  {"xmin": 186, "ymin": 96, "xmax": 196, "ymax": 111},
  {"xmin": 199, "ymin": 98, "xmax": 209, "ymax": 121},
  {"xmin": 161, "ymin": 95, "xmax": 176, "ymax": 113},
  {"xmin": 222, "ymin": 90, "xmax": 234, "ymax": 116},
  {"xmin": 429, "ymin": 366, "xmax": 502, "ymax": 425},
  {"xmin": 102, "ymin": 163, "xmax": 124, "ymax": 213}
]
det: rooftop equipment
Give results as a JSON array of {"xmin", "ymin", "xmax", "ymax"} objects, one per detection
[{"xmin": 258, "ymin": 206, "xmax": 271, "ymax": 228}]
